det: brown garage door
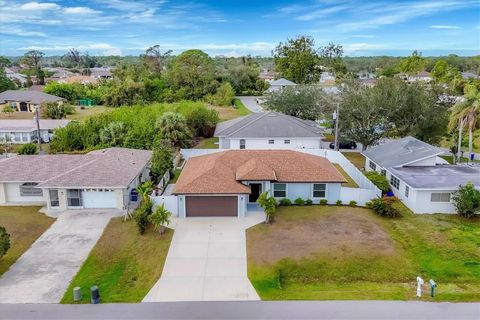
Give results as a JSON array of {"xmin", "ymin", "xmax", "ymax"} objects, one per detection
[{"xmin": 185, "ymin": 196, "xmax": 238, "ymax": 217}]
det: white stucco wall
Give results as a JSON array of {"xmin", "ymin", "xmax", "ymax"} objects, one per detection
[
  {"xmin": 226, "ymin": 137, "xmax": 321, "ymax": 150},
  {"xmin": 4, "ymin": 183, "xmax": 46, "ymax": 204},
  {"xmin": 409, "ymin": 189, "xmax": 457, "ymax": 214},
  {"xmin": 270, "ymin": 182, "xmax": 341, "ymax": 204}
]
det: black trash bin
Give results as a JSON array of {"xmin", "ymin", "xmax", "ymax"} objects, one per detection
[{"xmin": 91, "ymin": 285, "xmax": 100, "ymax": 304}]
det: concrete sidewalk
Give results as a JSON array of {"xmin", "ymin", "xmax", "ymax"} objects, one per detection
[
  {"xmin": 143, "ymin": 213, "xmax": 264, "ymax": 302},
  {"xmin": 0, "ymin": 210, "xmax": 116, "ymax": 303}
]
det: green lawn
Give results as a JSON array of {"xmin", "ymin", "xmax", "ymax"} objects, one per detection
[
  {"xmin": 61, "ymin": 218, "xmax": 173, "ymax": 303},
  {"xmin": 247, "ymin": 206, "xmax": 480, "ymax": 302},
  {"xmin": 233, "ymin": 98, "xmax": 251, "ymax": 116},
  {"xmin": 342, "ymin": 152, "xmax": 365, "ymax": 170},
  {"xmin": 0, "ymin": 207, "xmax": 54, "ymax": 276},
  {"xmin": 194, "ymin": 137, "xmax": 218, "ymax": 149},
  {"xmin": 208, "ymin": 100, "xmax": 251, "ymax": 122},
  {"xmin": 67, "ymin": 105, "xmax": 110, "ymax": 121},
  {"xmin": 333, "ymin": 164, "xmax": 359, "ymax": 188}
]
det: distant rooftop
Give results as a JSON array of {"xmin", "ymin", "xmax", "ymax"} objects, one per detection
[
  {"xmin": 0, "ymin": 119, "xmax": 70, "ymax": 131},
  {"xmin": 0, "ymin": 90, "xmax": 63, "ymax": 104},
  {"xmin": 269, "ymin": 78, "xmax": 296, "ymax": 86}
]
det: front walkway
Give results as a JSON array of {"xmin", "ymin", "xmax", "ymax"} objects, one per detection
[
  {"xmin": 143, "ymin": 213, "xmax": 264, "ymax": 302},
  {"xmin": 0, "ymin": 210, "xmax": 117, "ymax": 303}
]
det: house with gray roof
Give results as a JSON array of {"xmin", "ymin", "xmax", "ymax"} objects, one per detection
[
  {"xmin": 266, "ymin": 78, "xmax": 296, "ymax": 93},
  {"xmin": 214, "ymin": 111, "xmax": 324, "ymax": 150},
  {"xmin": 0, "ymin": 148, "xmax": 151, "ymax": 212},
  {"xmin": 362, "ymin": 136, "xmax": 479, "ymax": 214},
  {"xmin": 0, "ymin": 90, "xmax": 64, "ymax": 113}
]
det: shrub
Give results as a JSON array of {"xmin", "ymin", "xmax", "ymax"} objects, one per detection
[
  {"xmin": 278, "ymin": 198, "xmax": 292, "ymax": 206},
  {"xmin": 134, "ymin": 199, "xmax": 153, "ymax": 234},
  {"xmin": 0, "ymin": 226, "xmax": 10, "ymax": 259},
  {"xmin": 305, "ymin": 199, "xmax": 313, "ymax": 205},
  {"xmin": 349, "ymin": 200, "xmax": 357, "ymax": 207},
  {"xmin": 452, "ymin": 182, "xmax": 480, "ymax": 218},
  {"xmin": 150, "ymin": 143, "xmax": 174, "ymax": 182},
  {"xmin": 148, "ymin": 204, "xmax": 172, "ymax": 235},
  {"xmin": 320, "ymin": 199, "xmax": 328, "ymax": 205},
  {"xmin": 365, "ymin": 171, "xmax": 390, "ymax": 194},
  {"xmin": 336, "ymin": 200, "xmax": 342, "ymax": 206},
  {"xmin": 18, "ymin": 143, "xmax": 37, "ymax": 155},
  {"xmin": 2, "ymin": 105, "xmax": 14, "ymax": 114},
  {"xmin": 42, "ymin": 102, "xmax": 75, "ymax": 119},
  {"xmin": 257, "ymin": 191, "xmax": 278, "ymax": 223},
  {"xmin": 294, "ymin": 198, "xmax": 305, "ymax": 206},
  {"xmin": 204, "ymin": 82, "xmax": 235, "ymax": 106},
  {"xmin": 367, "ymin": 197, "xmax": 402, "ymax": 218}
]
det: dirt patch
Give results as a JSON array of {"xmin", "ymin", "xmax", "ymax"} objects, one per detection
[{"xmin": 247, "ymin": 206, "xmax": 396, "ymax": 265}]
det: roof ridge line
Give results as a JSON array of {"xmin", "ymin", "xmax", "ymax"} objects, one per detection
[
  {"xmin": 224, "ymin": 112, "xmax": 272, "ymax": 137},
  {"xmin": 277, "ymin": 112, "xmax": 322, "ymax": 134},
  {"xmin": 37, "ymin": 155, "xmax": 101, "ymax": 187}
]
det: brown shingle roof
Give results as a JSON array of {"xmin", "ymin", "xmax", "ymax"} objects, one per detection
[{"xmin": 173, "ymin": 150, "xmax": 346, "ymax": 194}]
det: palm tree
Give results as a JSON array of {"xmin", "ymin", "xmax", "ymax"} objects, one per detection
[
  {"xmin": 148, "ymin": 204, "xmax": 171, "ymax": 235},
  {"xmin": 136, "ymin": 181, "xmax": 154, "ymax": 201},
  {"xmin": 449, "ymin": 85, "xmax": 480, "ymax": 162},
  {"xmin": 256, "ymin": 191, "xmax": 278, "ymax": 223},
  {"xmin": 156, "ymin": 112, "xmax": 192, "ymax": 147}
]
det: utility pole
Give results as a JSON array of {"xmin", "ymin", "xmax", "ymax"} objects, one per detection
[
  {"xmin": 333, "ymin": 102, "xmax": 340, "ymax": 151},
  {"xmin": 34, "ymin": 106, "xmax": 42, "ymax": 154}
]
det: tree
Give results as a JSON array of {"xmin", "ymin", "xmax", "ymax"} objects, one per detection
[
  {"xmin": 37, "ymin": 69, "xmax": 45, "ymax": 85},
  {"xmin": 399, "ymin": 50, "xmax": 426, "ymax": 75},
  {"xmin": 156, "ymin": 112, "xmax": 192, "ymax": 147},
  {"xmin": 319, "ymin": 42, "xmax": 347, "ymax": 76},
  {"xmin": 0, "ymin": 75, "xmax": 15, "ymax": 92},
  {"xmin": 43, "ymin": 82, "xmax": 85, "ymax": 102},
  {"xmin": 263, "ymin": 85, "xmax": 331, "ymax": 120},
  {"xmin": 0, "ymin": 226, "xmax": 10, "ymax": 259},
  {"xmin": 164, "ymin": 49, "xmax": 217, "ymax": 100},
  {"xmin": 26, "ymin": 75, "xmax": 33, "ymax": 87},
  {"xmin": 99, "ymin": 121, "xmax": 127, "ymax": 147},
  {"xmin": 256, "ymin": 191, "xmax": 278, "ymax": 223},
  {"xmin": 134, "ymin": 198, "xmax": 153, "ymax": 234},
  {"xmin": 136, "ymin": 181, "xmax": 154, "ymax": 202},
  {"xmin": 183, "ymin": 105, "xmax": 219, "ymax": 137},
  {"xmin": 42, "ymin": 102, "xmax": 75, "ymax": 119},
  {"xmin": 205, "ymin": 82, "xmax": 235, "ymax": 106},
  {"xmin": 22, "ymin": 50, "xmax": 44, "ymax": 71},
  {"xmin": 18, "ymin": 143, "xmax": 37, "ymax": 155},
  {"xmin": 64, "ymin": 48, "xmax": 82, "ymax": 68},
  {"xmin": 452, "ymin": 182, "xmax": 480, "ymax": 218},
  {"xmin": 448, "ymin": 85, "xmax": 480, "ymax": 161},
  {"xmin": 150, "ymin": 143, "xmax": 174, "ymax": 182},
  {"xmin": 273, "ymin": 35, "xmax": 320, "ymax": 84},
  {"xmin": 141, "ymin": 45, "xmax": 172, "ymax": 75},
  {"xmin": 431, "ymin": 59, "xmax": 461, "ymax": 84},
  {"xmin": 148, "ymin": 204, "xmax": 171, "ymax": 235}
]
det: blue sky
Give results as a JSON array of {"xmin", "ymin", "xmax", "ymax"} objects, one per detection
[{"xmin": 0, "ymin": 0, "xmax": 479, "ymax": 57}]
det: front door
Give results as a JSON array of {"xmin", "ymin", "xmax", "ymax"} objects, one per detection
[
  {"xmin": 249, "ymin": 183, "xmax": 262, "ymax": 203},
  {"xmin": 19, "ymin": 102, "xmax": 28, "ymax": 112}
]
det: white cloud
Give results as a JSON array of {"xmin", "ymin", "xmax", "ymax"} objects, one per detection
[
  {"xmin": 351, "ymin": 34, "xmax": 375, "ymax": 38},
  {"xmin": 0, "ymin": 28, "xmax": 46, "ymax": 37},
  {"xmin": 20, "ymin": 2, "xmax": 59, "ymax": 11},
  {"xmin": 342, "ymin": 43, "xmax": 385, "ymax": 55},
  {"xmin": 19, "ymin": 43, "xmax": 122, "ymax": 56},
  {"xmin": 429, "ymin": 25, "xmax": 462, "ymax": 29},
  {"xmin": 296, "ymin": 5, "xmax": 349, "ymax": 21},
  {"xmin": 63, "ymin": 7, "xmax": 101, "ymax": 15}
]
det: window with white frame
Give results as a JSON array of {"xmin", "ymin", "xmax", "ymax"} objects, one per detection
[
  {"xmin": 369, "ymin": 160, "xmax": 377, "ymax": 171},
  {"xmin": 20, "ymin": 182, "xmax": 42, "ymax": 197},
  {"xmin": 312, "ymin": 183, "xmax": 326, "ymax": 198},
  {"xmin": 67, "ymin": 189, "xmax": 83, "ymax": 207},
  {"xmin": 405, "ymin": 185, "xmax": 409, "ymax": 198},
  {"xmin": 240, "ymin": 139, "xmax": 246, "ymax": 149},
  {"xmin": 431, "ymin": 193, "xmax": 451, "ymax": 202},
  {"xmin": 273, "ymin": 183, "xmax": 286, "ymax": 197},
  {"xmin": 381, "ymin": 169, "xmax": 386, "ymax": 176},
  {"xmin": 268, "ymin": 139, "xmax": 274, "ymax": 144},
  {"xmin": 284, "ymin": 139, "xmax": 290, "ymax": 144},
  {"xmin": 390, "ymin": 175, "xmax": 400, "ymax": 189}
]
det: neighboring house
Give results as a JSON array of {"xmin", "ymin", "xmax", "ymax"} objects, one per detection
[
  {"xmin": 90, "ymin": 67, "xmax": 113, "ymax": 79},
  {"xmin": 59, "ymin": 75, "xmax": 99, "ymax": 85},
  {"xmin": 461, "ymin": 72, "xmax": 479, "ymax": 80},
  {"xmin": 0, "ymin": 90, "xmax": 64, "ymax": 112},
  {"xmin": 320, "ymin": 72, "xmax": 336, "ymax": 85},
  {"xmin": 259, "ymin": 70, "xmax": 276, "ymax": 83},
  {"xmin": 172, "ymin": 150, "xmax": 346, "ymax": 217},
  {"xmin": 0, "ymin": 148, "xmax": 151, "ymax": 211},
  {"xmin": 214, "ymin": 111, "xmax": 324, "ymax": 150},
  {"xmin": 266, "ymin": 78, "xmax": 296, "ymax": 92},
  {"xmin": 46, "ymin": 67, "xmax": 75, "ymax": 80},
  {"xmin": 0, "ymin": 119, "xmax": 70, "ymax": 144},
  {"xmin": 362, "ymin": 136, "xmax": 480, "ymax": 214},
  {"xmin": 408, "ymin": 71, "xmax": 432, "ymax": 82},
  {"xmin": 4, "ymin": 67, "xmax": 26, "ymax": 85}
]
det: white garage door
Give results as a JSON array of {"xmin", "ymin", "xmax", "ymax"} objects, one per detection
[{"xmin": 83, "ymin": 190, "xmax": 117, "ymax": 209}]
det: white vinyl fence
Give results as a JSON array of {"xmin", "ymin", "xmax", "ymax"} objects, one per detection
[{"xmin": 150, "ymin": 195, "xmax": 178, "ymax": 216}]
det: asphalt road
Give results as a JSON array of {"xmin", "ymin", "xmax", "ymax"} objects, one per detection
[
  {"xmin": 1, "ymin": 301, "xmax": 479, "ymax": 320},
  {"xmin": 236, "ymin": 96, "xmax": 263, "ymax": 113}
]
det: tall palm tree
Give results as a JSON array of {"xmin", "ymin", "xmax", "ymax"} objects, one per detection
[{"xmin": 449, "ymin": 85, "xmax": 480, "ymax": 162}]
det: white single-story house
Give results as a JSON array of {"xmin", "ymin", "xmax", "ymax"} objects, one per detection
[
  {"xmin": 0, "ymin": 90, "xmax": 64, "ymax": 113},
  {"xmin": 362, "ymin": 136, "xmax": 480, "ymax": 214},
  {"xmin": 214, "ymin": 111, "xmax": 324, "ymax": 150},
  {"xmin": 0, "ymin": 119, "xmax": 70, "ymax": 144},
  {"xmin": 266, "ymin": 78, "xmax": 296, "ymax": 93},
  {"xmin": 172, "ymin": 150, "xmax": 346, "ymax": 218},
  {"xmin": 0, "ymin": 148, "xmax": 151, "ymax": 211}
]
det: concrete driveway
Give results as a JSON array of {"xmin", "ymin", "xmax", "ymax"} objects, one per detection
[
  {"xmin": 236, "ymin": 96, "xmax": 263, "ymax": 113},
  {"xmin": 143, "ymin": 213, "xmax": 264, "ymax": 302},
  {"xmin": 0, "ymin": 210, "xmax": 117, "ymax": 303}
]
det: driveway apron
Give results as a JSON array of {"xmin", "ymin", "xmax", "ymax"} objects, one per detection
[
  {"xmin": 0, "ymin": 211, "xmax": 115, "ymax": 303},
  {"xmin": 143, "ymin": 214, "xmax": 264, "ymax": 302}
]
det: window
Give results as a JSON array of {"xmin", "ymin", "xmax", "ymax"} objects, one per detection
[
  {"xmin": 20, "ymin": 182, "xmax": 42, "ymax": 197},
  {"xmin": 381, "ymin": 169, "xmax": 386, "ymax": 176},
  {"xmin": 273, "ymin": 183, "xmax": 286, "ymax": 198},
  {"xmin": 405, "ymin": 186, "xmax": 409, "ymax": 198},
  {"xmin": 49, "ymin": 190, "xmax": 59, "ymax": 207},
  {"xmin": 67, "ymin": 189, "xmax": 83, "ymax": 207},
  {"xmin": 284, "ymin": 139, "xmax": 290, "ymax": 144},
  {"xmin": 313, "ymin": 184, "xmax": 326, "ymax": 198},
  {"xmin": 22, "ymin": 133, "xmax": 29, "ymax": 142},
  {"xmin": 239, "ymin": 139, "xmax": 246, "ymax": 149},
  {"xmin": 268, "ymin": 139, "xmax": 274, "ymax": 144},
  {"xmin": 390, "ymin": 175, "xmax": 400, "ymax": 190},
  {"xmin": 431, "ymin": 193, "xmax": 451, "ymax": 202},
  {"xmin": 369, "ymin": 160, "xmax": 377, "ymax": 171}
]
